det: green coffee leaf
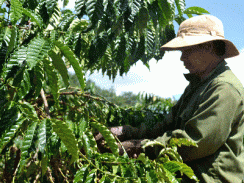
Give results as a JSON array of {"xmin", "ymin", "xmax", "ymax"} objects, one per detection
[
  {"xmin": 41, "ymin": 155, "xmax": 48, "ymax": 177},
  {"xmin": 160, "ymin": 164, "xmax": 179, "ymax": 183},
  {"xmin": 22, "ymin": 8, "xmax": 43, "ymax": 27},
  {"xmin": 82, "ymin": 133, "xmax": 92, "ymax": 159},
  {"xmin": 175, "ymin": 161, "xmax": 199, "ymax": 182},
  {"xmin": 54, "ymin": 40, "xmax": 85, "ymax": 89},
  {"xmin": 90, "ymin": 120, "xmax": 119, "ymax": 156},
  {"xmin": 10, "ymin": 0, "xmax": 23, "ymax": 25},
  {"xmin": 52, "ymin": 119, "xmax": 79, "ymax": 163},
  {"xmin": 142, "ymin": 140, "xmax": 165, "ymax": 149},
  {"xmin": 84, "ymin": 168, "xmax": 96, "ymax": 183},
  {"xmin": 175, "ymin": 0, "xmax": 185, "ymax": 17},
  {"xmin": 169, "ymin": 138, "xmax": 198, "ymax": 148},
  {"xmin": 159, "ymin": 147, "xmax": 183, "ymax": 162},
  {"xmin": 0, "ymin": 113, "xmax": 24, "ymax": 154},
  {"xmin": 37, "ymin": 119, "xmax": 47, "ymax": 154},
  {"xmin": 184, "ymin": 6, "xmax": 210, "ymax": 18},
  {"xmin": 21, "ymin": 121, "xmax": 38, "ymax": 159},
  {"xmin": 26, "ymin": 37, "xmax": 51, "ymax": 69},
  {"xmin": 43, "ymin": 58, "xmax": 60, "ymax": 104},
  {"xmin": 74, "ymin": 164, "xmax": 89, "ymax": 183},
  {"xmin": 48, "ymin": 49, "xmax": 69, "ymax": 87},
  {"xmin": 163, "ymin": 161, "xmax": 182, "ymax": 173}
]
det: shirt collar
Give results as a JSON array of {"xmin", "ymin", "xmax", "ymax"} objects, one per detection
[{"xmin": 184, "ymin": 60, "xmax": 227, "ymax": 86}]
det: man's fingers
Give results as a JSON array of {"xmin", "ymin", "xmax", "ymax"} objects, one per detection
[
  {"xmin": 94, "ymin": 132, "xmax": 103, "ymax": 142},
  {"xmin": 118, "ymin": 140, "xmax": 143, "ymax": 158}
]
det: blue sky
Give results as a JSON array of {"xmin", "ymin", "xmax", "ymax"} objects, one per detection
[{"xmin": 62, "ymin": 0, "xmax": 244, "ymax": 99}]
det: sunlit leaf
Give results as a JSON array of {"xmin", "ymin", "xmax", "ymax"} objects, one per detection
[
  {"xmin": 184, "ymin": 6, "xmax": 210, "ymax": 18},
  {"xmin": 90, "ymin": 120, "xmax": 119, "ymax": 156},
  {"xmin": 169, "ymin": 138, "xmax": 198, "ymax": 148},
  {"xmin": 26, "ymin": 37, "xmax": 51, "ymax": 69},
  {"xmin": 10, "ymin": 0, "xmax": 23, "ymax": 25},
  {"xmin": 74, "ymin": 164, "xmax": 89, "ymax": 183}
]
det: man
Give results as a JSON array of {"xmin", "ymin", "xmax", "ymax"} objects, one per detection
[{"xmin": 96, "ymin": 15, "xmax": 244, "ymax": 183}]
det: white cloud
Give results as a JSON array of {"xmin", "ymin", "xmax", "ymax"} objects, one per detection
[{"xmin": 115, "ymin": 51, "xmax": 189, "ymax": 98}]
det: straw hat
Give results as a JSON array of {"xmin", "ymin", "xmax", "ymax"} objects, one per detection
[{"xmin": 160, "ymin": 15, "xmax": 239, "ymax": 59}]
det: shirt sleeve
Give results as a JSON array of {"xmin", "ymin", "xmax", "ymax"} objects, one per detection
[{"xmin": 151, "ymin": 82, "xmax": 243, "ymax": 162}]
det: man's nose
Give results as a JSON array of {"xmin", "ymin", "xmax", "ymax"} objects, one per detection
[{"xmin": 180, "ymin": 51, "xmax": 187, "ymax": 61}]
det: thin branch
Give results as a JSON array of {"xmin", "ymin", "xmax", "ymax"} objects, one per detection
[
  {"xmin": 47, "ymin": 167, "xmax": 54, "ymax": 183},
  {"xmin": 34, "ymin": 91, "xmax": 119, "ymax": 108},
  {"xmin": 34, "ymin": 170, "xmax": 41, "ymax": 183},
  {"xmin": 58, "ymin": 167, "xmax": 69, "ymax": 183},
  {"xmin": 40, "ymin": 89, "xmax": 51, "ymax": 119}
]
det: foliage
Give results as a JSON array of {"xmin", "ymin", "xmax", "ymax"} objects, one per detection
[{"xmin": 0, "ymin": 0, "xmax": 209, "ymax": 182}]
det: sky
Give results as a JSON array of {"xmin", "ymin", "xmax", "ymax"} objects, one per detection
[{"xmin": 61, "ymin": 0, "xmax": 244, "ymax": 100}]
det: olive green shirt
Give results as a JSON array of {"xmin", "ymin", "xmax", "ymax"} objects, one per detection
[{"xmin": 153, "ymin": 60, "xmax": 244, "ymax": 183}]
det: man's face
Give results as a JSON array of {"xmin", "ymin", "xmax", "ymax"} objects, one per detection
[{"xmin": 180, "ymin": 43, "xmax": 217, "ymax": 75}]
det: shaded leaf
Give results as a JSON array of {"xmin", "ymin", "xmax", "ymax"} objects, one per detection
[
  {"xmin": 85, "ymin": 0, "xmax": 104, "ymax": 30},
  {"xmin": 33, "ymin": 62, "xmax": 44, "ymax": 98},
  {"xmin": 52, "ymin": 119, "xmax": 79, "ymax": 163},
  {"xmin": 41, "ymin": 155, "xmax": 48, "ymax": 177},
  {"xmin": 75, "ymin": 0, "xmax": 86, "ymax": 18},
  {"xmin": 128, "ymin": 0, "xmax": 141, "ymax": 22},
  {"xmin": 54, "ymin": 40, "xmax": 85, "ymax": 89},
  {"xmin": 142, "ymin": 140, "xmax": 165, "ymax": 149},
  {"xmin": 18, "ymin": 102, "xmax": 39, "ymax": 121},
  {"xmin": 48, "ymin": 49, "xmax": 69, "ymax": 87},
  {"xmin": 0, "ymin": 112, "xmax": 24, "ymax": 154},
  {"xmin": 19, "ymin": 121, "xmax": 38, "ymax": 170},
  {"xmin": 43, "ymin": 58, "xmax": 60, "ymax": 104},
  {"xmin": 22, "ymin": 8, "xmax": 43, "ymax": 27},
  {"xmin": 175, "ymin": 0, "xmax": 185, "ymax": 17}
]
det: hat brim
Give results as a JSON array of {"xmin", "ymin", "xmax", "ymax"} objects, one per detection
[{"xmin": 160, "ymin": 35, "xmax": 239, "ymax": 59}]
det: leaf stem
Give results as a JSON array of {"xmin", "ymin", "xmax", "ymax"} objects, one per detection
[
  {"xmin": 47, "ymin": 167, "xmax": 54, "ymax": 183},
  {"xmin": 40, "ymin": 89, "xmax": 51, "ymax": 119},
  {"xmin": 58, "ymin": 167, "xmax": 69, "ymax": 183}
]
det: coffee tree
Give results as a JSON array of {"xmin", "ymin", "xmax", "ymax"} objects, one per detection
[{"xmin": 0, "ymin": 0, "xmax": 208, "ymax": 182}]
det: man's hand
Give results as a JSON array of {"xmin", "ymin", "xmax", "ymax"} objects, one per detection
[
  {"xmin": 118, "ymin": 139, "xmax": 143, "ymax": 158},
  {"xmin": 94, "ymin": 125, "xmax": 139, "ymax": 143}
]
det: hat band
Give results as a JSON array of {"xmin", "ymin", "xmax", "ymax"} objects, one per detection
[{"xmin": 177, "ymin": 28, "xmax": 224, "ymax": 38}]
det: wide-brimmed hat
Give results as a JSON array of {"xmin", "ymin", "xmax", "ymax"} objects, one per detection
[{"xmin": 160, "ymin": 15, "xmax": 239, "ymax": 59}]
